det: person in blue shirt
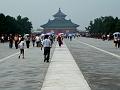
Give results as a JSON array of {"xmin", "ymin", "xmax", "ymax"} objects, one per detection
[{"xmin": 42, "ymin": 35, "xmax": 52, "ymax": 62}]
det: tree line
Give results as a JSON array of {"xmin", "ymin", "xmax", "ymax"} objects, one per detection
[
  {"xmin": 86, "ymin": 16, "xmax": 120, "ymax": 34},
  {"xmin": 0, "ymin": 13, "xmax": 33, "ymax": 35}
]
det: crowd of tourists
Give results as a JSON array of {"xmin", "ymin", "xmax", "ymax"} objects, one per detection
[
  {"xmin": 84, "ymin": 32, "xmax": 120, "ymax": 48},
  {"xmin": 0, "ymin": 33, "xmax": 66, "ymax": 62},
  {"xmin": 0, "ymin": 33, "xmax": 83, "ymax": 62}
]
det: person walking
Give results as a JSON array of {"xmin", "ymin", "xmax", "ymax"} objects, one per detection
[
  {"xmin": 57, "ymin": 35, "xmax": 63, "ymax": 47},
  {"xmin": 42, "ymin": 35, "xmax": 51, "ymax": 63},
  {"xmin": 8, "ymin": 35, "xmax": 13, "ymax": 48},
  {"xmin": 18, "ymin": 37, "xmax": 25, "ymax": 59},
  {"xmin": 14, "ymin": 35, "xmax": 19, "ymax": 49},
  {"xmin": 1, "ymin": 35, "xmax": 5, "ymax": 43},
  {"xmin": 35, "ymin": 35, "xmax": 40, "ymax": 47},
  {"xmin": 25, "ymin": 35, "xmax": 30, "ymax": 48},
  {"xmin": 32, "ymin": 35, "xmax": 36, "ymax": 47},
  {"xmin": 69, "ymin": 34, "xmax": 72, "ymax": 41}
]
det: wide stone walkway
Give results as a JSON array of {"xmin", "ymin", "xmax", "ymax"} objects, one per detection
[
  {"xmin": 41, "ymin": 42, "xmax": 91, "ymax": 90},
  {"xmin": 0, "ymin": 43, "xmax": 55, "ymax": 90}
]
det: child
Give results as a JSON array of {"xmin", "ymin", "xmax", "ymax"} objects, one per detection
[{"xmin": 18, "ymin": 37, "xmax": 25, "ymax": 59}]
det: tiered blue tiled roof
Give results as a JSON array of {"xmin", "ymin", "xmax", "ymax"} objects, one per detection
[{"xmin": 41, "ymin": 8, "xmax": 79, "ymax": 28}]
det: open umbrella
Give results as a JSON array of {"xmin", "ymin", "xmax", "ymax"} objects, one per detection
[{"xmin": 113, "ymin": 32, "xmax": 120, "ymax": 35}]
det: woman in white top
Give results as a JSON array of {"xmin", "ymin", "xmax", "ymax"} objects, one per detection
[{"xmin": 18, "ymin": 38, "xmax": 25, "ymax": 59}]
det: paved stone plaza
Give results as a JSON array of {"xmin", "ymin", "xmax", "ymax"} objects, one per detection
[
  {"xmin": 0, "ymin": 37, "xmax": 120, "ymax": 90},
  {"xmin": 0, "ymin": 43, "xmax": 55, "ymax": 90},
  {"xmin": 65, "ymin": 37, "xmax": 120, "ymax": 90}
]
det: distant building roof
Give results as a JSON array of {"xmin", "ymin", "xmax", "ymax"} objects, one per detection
[{"xmin": 41, "ymin": 8, "xmax": 79, "ymax": 29}]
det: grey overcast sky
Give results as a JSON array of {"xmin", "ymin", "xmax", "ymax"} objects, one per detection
[{"xmin": 0, "ymin": 0, "xmax": 120, "ymax": 30}]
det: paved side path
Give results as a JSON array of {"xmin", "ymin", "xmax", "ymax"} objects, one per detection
[{"xmin": 41, "ymin": 41, "xmax": 91, "ymax": 90}]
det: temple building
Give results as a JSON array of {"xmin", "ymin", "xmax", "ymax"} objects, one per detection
[{"xmin": 41, "ymin": 8, "xmax": 79, "ymax": 34}]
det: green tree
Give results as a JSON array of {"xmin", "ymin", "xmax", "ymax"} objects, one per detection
[
  {"xmin": 0, "ymin": 13, "xmax": 6, "ymax": 34},
  {"xmin": 0, "ymin": 14, "xmax": 33, "ymax": 35},
  {"xmin": 16, "ymin": 15, "xmax": 33, "ymax": 35},
  {"xmin": 5, "ymin": 15, "xmax": 16, "ymax": 34},
  {"xmin": 115, "ymin": 20, "xmax": 120, "ymax": 32},
  {"xmin": 86, "ymin": 16, "xmax": 120, "ymax": 34}
]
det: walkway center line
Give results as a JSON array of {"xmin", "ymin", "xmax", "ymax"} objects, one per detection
[{"xmin": 79, "ymin": 41, "xmax": 120, "ymax": 59}]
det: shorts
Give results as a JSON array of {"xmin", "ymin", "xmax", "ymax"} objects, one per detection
[{"xmin": 20, "ymin": 49, "xmax": 24, "ymax": 54}]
